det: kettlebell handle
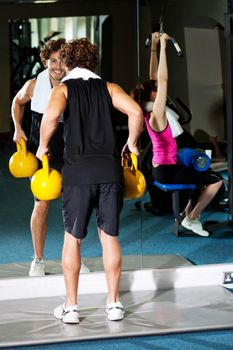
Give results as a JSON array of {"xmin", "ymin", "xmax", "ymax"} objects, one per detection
[
  {"xmin": 42, "ymin": 154, "xmax": 50, "ymax": 178},
  {"xmin": 130, "ymin": 153, "xmax": 138, "ymax": 170},
  {"xmin": 122, "ymin": 153, "xmax": 138, "ymax": 170},
  {"xmin": 17, "ymin": 138, "xmax": 27, "ymax": 156}
]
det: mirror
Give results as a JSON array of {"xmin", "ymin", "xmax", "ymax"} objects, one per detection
[
  {"xmin": 0, "ymin": 0, "xmax": 232, "ymax": 279},
  {"xmin": 139, "ymin": 0, "xmax": 232, "ymax": 266},
  {"xmin": 0, "ymin": 0, "xmax": 143, "ymax": 277}
]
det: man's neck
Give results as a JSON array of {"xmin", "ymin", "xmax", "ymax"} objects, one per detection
[{"xmin": 49, "ymin": 76, "xmax": 61, "ymax": 88}]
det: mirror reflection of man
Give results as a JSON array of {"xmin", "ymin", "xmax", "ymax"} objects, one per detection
[{"xmin": 11, "ymin": 38, "xmax": 90, "ymax": 277}]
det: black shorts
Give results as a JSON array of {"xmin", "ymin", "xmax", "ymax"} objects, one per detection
[{"xmin": 62, "ymin": 182, "xmax": 124, "ymax": 239}]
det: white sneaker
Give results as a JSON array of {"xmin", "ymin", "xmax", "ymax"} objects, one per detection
[
  {"xmin": 181, "ymin": 216, "xmax": 209, "ymax": 237},
  {"xmin": 80, "ymin": 260, "xmax": 90, "ymax": 273},
  {"xmin": 29, "ymin": 257, "xmax": 45, "ymax": 277},
  {"xmin": 54, "ymin": 303, "xmax": 79, "ymax": 324},
  {"xmin": 106, "ymin": 301, "xmax": 125, "ymax": 321}
]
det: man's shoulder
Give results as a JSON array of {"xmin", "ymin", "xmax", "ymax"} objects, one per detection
[
  {"xmin": 24, "ymin": 77, "xmax": 36, "ymax": 88},
  {"xmin": 106, "ymin": 82, "xmax": 123, "ymax": 97},
  {"xmin": 17, "ymin": 78, "xmax": 36, "ymax": 99},
  {"xmin": 106, "ymin": 81, "xmax": 120, "ymax": 90}
]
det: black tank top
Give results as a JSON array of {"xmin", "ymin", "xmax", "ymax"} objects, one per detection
[{"xmin": 62, "ymin": 78, "xmax": 123, "ymax": 185}]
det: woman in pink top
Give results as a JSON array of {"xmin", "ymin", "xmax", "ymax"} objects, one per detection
[{"xmin": 145, "ymin": 32, "xmax": 223, "ymax": 237}]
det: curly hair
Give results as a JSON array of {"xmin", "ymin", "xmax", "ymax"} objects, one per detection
[
  {"xmin": 60, "ymin": 38, "xmax": 99, "ymax": 71},
  {"xmin": 40, "ymin": 38, "xmax": 66, "ymax": 66}
]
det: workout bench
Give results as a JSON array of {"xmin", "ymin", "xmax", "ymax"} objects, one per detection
[{"xmin": 153, "ymin": 180, "xmax": 196, "ymax": 236}]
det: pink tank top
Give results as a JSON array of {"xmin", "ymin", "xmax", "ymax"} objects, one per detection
[{"xmin": 145, "ymin": 114, "xmax": 177, "ymax": 165}]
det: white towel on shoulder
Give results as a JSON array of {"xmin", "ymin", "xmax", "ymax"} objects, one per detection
[
  {"xmin": 165, "ymin": 106, "xmax": 183, "ymax": 138},
  {"xmin": 62, "ymin": 67, "xmax": 101, "ymax": 82},
  {"xmin": 31, "ymin": 69, "xmax": 51, "ymax": 114},
  {"xmin": 142, "ymin": 101, "xmax": 183, "ymax": 138}
]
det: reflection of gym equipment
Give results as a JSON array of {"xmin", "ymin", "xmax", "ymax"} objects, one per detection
[
  {"xmin": 9, "ymin": 138, "xmax": 38, "ymax": 178},
  {"xmin": 152, "ymin": 146, "xmax": 200, "ymax": 236},
  {"xmin": 9, "ymin": 19, "xmax": 61, "ymax": 99},
  {"xmin": 177, "ymin": 148, "xmax": 211, "ymax": 172},
  {"xmin": 192, "ymin": 12, "xmax": 233, "ymax": 234},
  {"xmin": 153, "ymin": 144, "xmax": 230, "ymax": 235},
  {"xmin": 139, "ymin": 97, "xmax": 198, "ymax": 216},
  {"xmin": 145, "ymin": 15, "xmax": 183, "ymax": 57},
  {"xmin": 31, "ymin": 154, "xmax": 62, "ymax": 201},
  {"xmin": 123, "ymin": 153, "xmax": 146, "ymax": 200},
  {"xmin": 225, "ymin": 12, "xmax": 233, "ymax": 218},
  {"xmin": 166, "ymin": 96, "xmax": 192, "ymax": 126},
  {"xmin": 153, "ymin": 180, "xmax": 196, "ymax": 236}
]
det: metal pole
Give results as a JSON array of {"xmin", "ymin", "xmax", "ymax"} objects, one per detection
[{"xmin": 224, "ymin": 13, "xmax": 233, "ymax": 217}]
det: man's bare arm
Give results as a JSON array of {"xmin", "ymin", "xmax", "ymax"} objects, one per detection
[
  {"xmin": 107, "ymin": 82, "xmax": 143, "ymax": 156},
  {"xmin": 11, "ymin": 79, "xmax": 36, "ymax": 143}
]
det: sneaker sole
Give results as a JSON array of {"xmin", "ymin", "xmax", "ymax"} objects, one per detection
[
  {"xmin": 80, "ymin": 266, "xmax": 90, "ymax": 273},
  {"xmin": 62, "ymin": 317, "xmax": 79, "ymax": 324},
  {"xmin": 54, "ymin": 304, "xmax": 79, "ymax": 323},
  {"xmin": 106, "ymin": 309, "xmax": 125, "ymax": 321},
  {"xmin": 62, "ymin": 312, "xmax": 79, "ymax": 324},
  {"xmin": 107, "ymin": 314, "xmax": 124, "ymax": 321},
  {"xmin": 29, "ymin": 271, "xmax": 45, "ymax": 277},
  {"xmin": 54, "ymin": 308, "xmax": 64, "ymax": 320},
  {"xmin": 181, "ymin": 223, "xmax": 209, "ymax": 237},
  {"xmin": 193, "ymin": 231, "xmax": 209, "ymax": 237}
]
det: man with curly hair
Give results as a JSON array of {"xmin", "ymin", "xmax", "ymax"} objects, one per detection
[
  {"xmin": 11, "ymin": 38, "xmax": 90, "ymax": 277},
  {"xmin": 36, "ymin": 38, "xmax": 143, "ymax": 323}
]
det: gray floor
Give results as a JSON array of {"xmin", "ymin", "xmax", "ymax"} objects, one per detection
[
  {"xmin": 0, "ymin": 254, "xmax": 193, "ymax": 278},
  {"xmin": 1, "ymin": 286, "xmax": 233, "ymax": 348},
  {"xmin": 1, "ymin": 255, "xmax": 233, "ymax": 348}
]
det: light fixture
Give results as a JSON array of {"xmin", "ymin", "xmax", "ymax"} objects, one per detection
[
  {"xmin": 34, "ymin": 0, "xmax": 58, "ymax": 3},
  {"xmin": 17, "ymin": 0, "xmax": 58, "ymax": 3}
]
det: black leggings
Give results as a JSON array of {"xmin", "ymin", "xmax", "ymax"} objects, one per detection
[
  {"xmin": 152, "ymin": 164, "xmax": 222, "ymax": 187},
  {"xmin": 152, "ymin": 164, "xmax": 223, "ymax": 210}
]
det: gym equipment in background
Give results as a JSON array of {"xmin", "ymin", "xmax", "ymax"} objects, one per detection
[{"xmin": 178, "ymin": 147, "xmax": 211, "ymax": 172}]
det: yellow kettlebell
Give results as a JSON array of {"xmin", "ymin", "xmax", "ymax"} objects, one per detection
[
  {"xmin": 123, "ymin": 153, "xmax": 147, "ymax": 200},
  {"xmin": 9, "ymin": 138, "xmax": 39, "ymax": 178},
  {"xmin": 31, "ymin": 154, "xmax": 62, "ymax": 201}
]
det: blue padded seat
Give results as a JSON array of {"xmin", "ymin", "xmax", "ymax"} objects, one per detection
[
  {"xmin": 153, "ymin": 181, "xmax": 196, "ymax": 192},
  {"xmin": 153, "ymin": 180, "xmax": 196, "ymax": 236}
]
